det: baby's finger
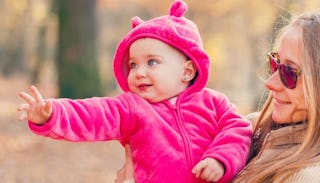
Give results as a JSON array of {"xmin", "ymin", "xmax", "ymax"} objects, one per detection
[
  {"xmin": 17, "ymin": 103, "xmax": 29, "ymax": 112},
  {"xmin": 30, "ymin": 85, "xmax": 45, "ymax": 104},
  {"xmin": 18, "ymin": 112, "xmax": 28, "ymax": 121},
  {"xmin": 19, "ymin": 92, "xmax": 36, "ymax": 104},
  {"xmin": 200, "ymin": 167, "xmax": 215, "ymax": 181},
  {"xmin": 192, "ymin": 160, "xmax": 207, "ymax": 178}
]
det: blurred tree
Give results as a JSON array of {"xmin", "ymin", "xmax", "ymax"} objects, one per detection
[{"xmin": 55, "ymin": 0, "xmax": 102, "ymax": 98}]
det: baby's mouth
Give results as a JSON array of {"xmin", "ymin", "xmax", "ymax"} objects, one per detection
[{"xmin": 138, "ymin": 83, "xmax": 152, "ymax": 90}]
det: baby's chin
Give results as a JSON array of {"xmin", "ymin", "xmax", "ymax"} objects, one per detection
[
  {"xmin": 140, "ymin": 95, "xmax": 167, "ymax": 103},
  {"xmin": 144, "ymin": 97, "xmax": 163, "ymax": 103},
  {"xmin": 133, "ymin": 91, "xmax": 176, "ymax": 103}
]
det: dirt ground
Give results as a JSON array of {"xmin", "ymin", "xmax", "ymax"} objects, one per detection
[{"xmin": 0, "ymin": 77, "xmax": 124, "ymax": 183}]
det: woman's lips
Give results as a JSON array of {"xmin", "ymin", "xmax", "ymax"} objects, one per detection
[{"xmin": 274, "ymin": 98, "xmax": 291, "ymax": 105}]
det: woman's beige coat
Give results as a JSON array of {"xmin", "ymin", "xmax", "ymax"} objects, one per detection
[{"xmin": 235, "ymin": 113, "xmax": 320, "ymax": 182}]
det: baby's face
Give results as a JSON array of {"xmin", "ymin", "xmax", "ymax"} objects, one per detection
[{"xmin": 127, "ymin": 38, "xmax": 189, "ymax": 103}]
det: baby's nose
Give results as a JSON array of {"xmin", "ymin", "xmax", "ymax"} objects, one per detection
[{"xmin": 136, "ymin": 66, "xmax": 147, "ymax": 77}]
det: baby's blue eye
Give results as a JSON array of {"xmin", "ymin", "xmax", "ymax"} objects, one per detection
[
  {"xmin": 148, "ymin": 59, "xmax": 157, "ymax": 66},
  {"xmin": 129, "ymin": 62, "xmax": 137, "ymax": 69}
]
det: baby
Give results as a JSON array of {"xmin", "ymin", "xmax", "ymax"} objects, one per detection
[{"xmin": 18, "ymin": 0, "xmax": 252, "ymax": 182}]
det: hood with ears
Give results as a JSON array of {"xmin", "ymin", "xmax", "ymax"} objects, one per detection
[{"xmin": 113, "ymin": 0, "xmax": 211, "ymax": 94}]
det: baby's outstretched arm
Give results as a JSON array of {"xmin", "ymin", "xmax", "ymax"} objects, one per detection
[
  {"xmin": 18, "ymin": 85, "xmax": 52, "ymax": 125},
  {"xmin": 192, "ymin": 157, "xmax": 225, "ymax": 182}
]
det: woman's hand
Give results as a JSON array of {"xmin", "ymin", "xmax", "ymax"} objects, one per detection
[
  {"xmin": 17, "ymin": 85, "xmax": 52, "ymax": 125},
  {"xmin": 114, "ymin": 144, "xmax": 136, "ymax": 183}
]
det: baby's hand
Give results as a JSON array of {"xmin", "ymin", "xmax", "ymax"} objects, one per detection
[
  {"xmin": 17, "ymin": 85, "xmax": 52, "ymax": 125},
  {"xmin": 192, "ymin": 157, "xmax": 225, "ymax": 182}
]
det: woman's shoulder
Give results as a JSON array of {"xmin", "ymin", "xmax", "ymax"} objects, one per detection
[
  {"xmin": 287, "ymin": 165, "xmax": 320, "ymax": 182},
  {"xmin": 245, "ymin": 112, "xmax": 260, "ymax": 127},
  {"xmin": 245, "ymin": 112, "xmax": 260, "ymax": 122}
]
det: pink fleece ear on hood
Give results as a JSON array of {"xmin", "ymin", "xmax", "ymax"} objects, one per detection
[
  {"xmin": 131, "ymin": 16, "xmax": 144, "ymax": 28},
  {"xmin": 113, "ymin": 0, "xmax": 211, "ymax": 94},
  {"xmin": 169, "ymin": 0, "xmax": 187, "ymax": 17}
]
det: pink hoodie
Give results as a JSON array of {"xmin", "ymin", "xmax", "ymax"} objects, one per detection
[
  {"xmin": 29, "ymin": 1, "xmax": 252, "ymax": 182},
  {"xmin": 29, "ymin": 90, "xmax": 251, "ymax": 183}
]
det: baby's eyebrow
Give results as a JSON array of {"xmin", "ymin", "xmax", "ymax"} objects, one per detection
[{"xmin": 146, "ymin": 54, "xmax": 161, "ymax": 58}]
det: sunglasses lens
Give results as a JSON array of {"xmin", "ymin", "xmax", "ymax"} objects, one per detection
[
  {"xmin": 267, "ymin": 53, "xmax": 299, "ymax": 89},
  {"xmin": 279, "ymin": 65, "xmax": 297, "ymax": 89},
  {"xmin": 268, "ymin": 55, "xmax": 278, "ymax": 73}
]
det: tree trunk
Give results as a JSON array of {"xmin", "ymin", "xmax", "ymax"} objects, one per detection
[{"xmin": 56, "ymin": 0, "xmax": 102, "ymax": 98}]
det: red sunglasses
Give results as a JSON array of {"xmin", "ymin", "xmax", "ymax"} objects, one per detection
[{"xmin": 267, "ymin": 52, "xmax": 301, "ymax": 89}]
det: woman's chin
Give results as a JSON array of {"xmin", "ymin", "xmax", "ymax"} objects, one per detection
[{"xmin": 272, "ymin": 111, "xmax": 291, "ymax": 124}]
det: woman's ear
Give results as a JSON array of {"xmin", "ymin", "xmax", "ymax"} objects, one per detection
[{"xmin": 182, "ymin": 60, "xmax": 197, "ymax": 83}]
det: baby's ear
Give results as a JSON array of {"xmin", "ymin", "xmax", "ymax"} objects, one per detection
[{"xmin": 182, "ymin": 60, "xmax": 197, "ymax": 82}]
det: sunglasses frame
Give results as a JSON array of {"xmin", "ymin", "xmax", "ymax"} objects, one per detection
[{"xmin": 267, "ymin": 52, "xmax": 301, "ymax": 89}]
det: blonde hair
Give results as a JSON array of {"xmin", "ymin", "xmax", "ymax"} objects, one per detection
[{"xmin": 234, "ymin": 10, "xmax": 320, "ymax": 182}]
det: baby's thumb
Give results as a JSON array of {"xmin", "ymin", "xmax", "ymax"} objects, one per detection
[{"xmin": 43, "ymin": 101, "xmax": 53, "ymax": 116}]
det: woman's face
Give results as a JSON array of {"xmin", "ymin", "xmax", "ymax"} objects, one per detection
[{"xmin": 265, "ymin": 26, "xmax": 307, "ymax": 124}]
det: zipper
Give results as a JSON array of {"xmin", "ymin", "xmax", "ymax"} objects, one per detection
[{"xmin": 170, "ymin": 103, "xmax": 193, "ymax": 183}]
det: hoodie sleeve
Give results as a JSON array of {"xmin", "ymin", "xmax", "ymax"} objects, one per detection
[
  {"xmin": 201, "ymin": 93, "xmax": 253, "ymax": 183},
  {"xmin": 28, "ymin": 94, "xmax": 136, "ymax": 142}
]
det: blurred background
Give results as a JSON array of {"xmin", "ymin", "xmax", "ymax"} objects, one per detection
[{"xmin": 1, "ymin": 0, "xmax": 319, "ymax": 182}]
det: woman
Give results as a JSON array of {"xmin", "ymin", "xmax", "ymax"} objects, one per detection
[
  {"xmin": 115, "ymin": 9, "xmax": 320, "ymax": 183},
  {"xmin": 234, "ymin": 9, "xmax": 320, "ymax": 182}
]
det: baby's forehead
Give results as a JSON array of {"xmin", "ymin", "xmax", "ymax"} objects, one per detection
[{"xmin": 129, "ymin": 37, "xmax": 189, "ymax": 59}]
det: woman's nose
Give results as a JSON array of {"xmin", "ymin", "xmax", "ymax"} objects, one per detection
[{"xmin": 265, "ymin": 71, "xmax": 283, "ymax": 91}]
